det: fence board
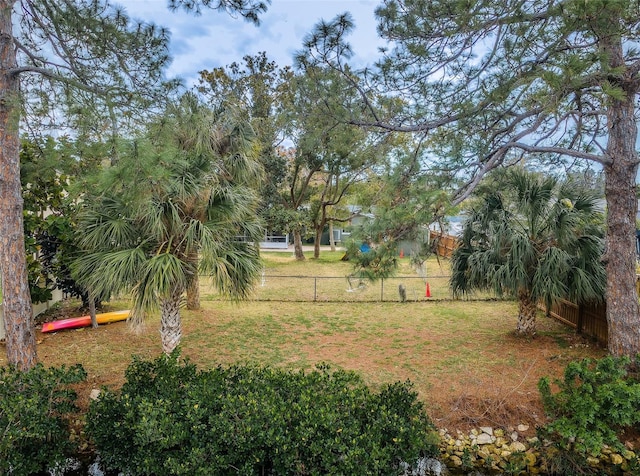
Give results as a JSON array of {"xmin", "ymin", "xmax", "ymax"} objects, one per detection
[
  {"xmin": 429, "ymin": 231, "xmax": 458, "ymax": 258},
  {"xmin": 546, "ymin": 299, "xmax": 608, "ymax": 345}
]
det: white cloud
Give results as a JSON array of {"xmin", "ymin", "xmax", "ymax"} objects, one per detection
[{"xmin": 117, "ymin": 0, "xmax": 383, "ymax": 87}]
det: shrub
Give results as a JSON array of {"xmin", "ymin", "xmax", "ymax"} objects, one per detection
[
  {"xmin": 0, "ymin": 363, "xmax": 87, "ymax": 475},
  {"xmin": 538, "ymin": 355, "xmax": 640, "ymax": 457},
  {"xmin": 87, "ymin": 352, "xmax": 439, "ymax": 475}
]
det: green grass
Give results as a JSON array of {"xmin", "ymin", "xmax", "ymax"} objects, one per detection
[{"xmin": 23, "ymin": 252, "xmax": 607, "ymax": 430}]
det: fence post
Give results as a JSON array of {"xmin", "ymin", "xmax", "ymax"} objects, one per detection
[{"xmin": 577, "ymin": 303, "xmax": 584, "ymax": 335}]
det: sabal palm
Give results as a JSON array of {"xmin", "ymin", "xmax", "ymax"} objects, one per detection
[
  {"xmin": 73, "ymin": 98, "xmax": 263, "ymax": 354},
  {"xmin": 451, "ymin": 169, "xmax": 605, "ymax": 336},
  {"xmin": 151, "ymin": 93, "xmax": 262, "ymax": 310}
]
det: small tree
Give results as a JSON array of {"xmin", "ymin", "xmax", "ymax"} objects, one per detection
[{"xmin": 451, "ymin": 168, "xmax": 605, "ymax": 336}]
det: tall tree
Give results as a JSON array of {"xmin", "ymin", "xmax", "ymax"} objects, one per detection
[
  {"xmin": 73, "ymin": 103, "xmax": 263, "ymax": 354},
  {"xmin": 0, "ymin": 0, "xmax": 269, "ymax": 369},
  {"xmin": 152, "ymin": 93, "xmax": 262, "ymax": 310},
  {"xmin": 451, "ymin": 168, "xmax": 606, "ymax": 336},
  {"xmin": 301, "ymin": 1, "xmax": 640, "ymax": 357},
  {"xmin": 1, "ymin": 0, "xmax": 172, "ymax": 369},
  {"xmin": 197, "ymin": 53, "xmax": 293, "ymax": 238}
]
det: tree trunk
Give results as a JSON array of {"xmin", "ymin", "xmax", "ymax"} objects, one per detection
[
  {"xmin": 293, "ymin": 229, "xmax": 305, "ymax": 261},
  {"xmin": 186, "ymin": 250, "xmax": 200, "ymax": 310},
  {"xmin": 313, "ymin": 215, "xmax": 327, "ymax": 259},
  {"xmin": 0, "ymin": 1, "xmax": 37, "ymax": 370},
  {"xmin": 601, "ymin": 35, "xmax": 640, "ymax": 358},
  {"xmin": 516, "ymin": 288, "xmax": 537, "ymax": 336},
  {"xmin": 313, "ymin": 227, "xmax": 321, "ymax": 259},
  {"xmin": 159, "ymin": 286, "xmax": 183, "ymax": 354},
  {"xmin": 329, "ymin": 220, "xmax": 336, "ymax": 252},
  {"xmin": 88, "ymin": 293, "xmax": 98, "ymax": 328}
]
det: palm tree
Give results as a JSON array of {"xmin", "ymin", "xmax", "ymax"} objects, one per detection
[
  {"xmin": 451, "ymin": 169, "xmax": 605, "ymax": 336},
  {"xmin": 152, "ymin": 93, "xmax": 262, "ymax": 310},
  {"xmin": 72, "ymin": 97, "xmax": 263, "ymax": 354}
]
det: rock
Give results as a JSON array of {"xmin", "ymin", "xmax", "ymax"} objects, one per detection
[
  {"xmin": 449, "ymin": 455, "xmax": 462, "ymax": 467},
  {"xmin": 494, "ymin": 428, "xmax": 504, "ymax": 437},
  {"xmin": 523, "ymin": 452, "xmax": 537, "ymax": 467},
  {"xmin": 476, "ymin": 433, "xmax": 494, "ymax": 445},
  {"xmin": 479, "ymin": 426, "xmax": 493, "ymax": 435},
  {"xmin": 89, "ymin": 389, "xmax": 101, "ymax": 400},
  {"xmin": 586, "ymin": 456, "xmax": 600, "ymax": 467},
  {"xmin": 495, "ymin": 436, "xmax": 508, "ymax": 447},
  {"xmin": 510, "ymin": 431, "xmax": 519, "ymax": 441},
  {"xmin": 508, "ymin": 441, "xmax": 526, "ymax": 453},
  {"xmin": 610, "ymin": 453, "xmax": 624, "ymax": 465},
  {"xmin": 517, "ymin": 424, "xmax": 529, "ymax": 432}
]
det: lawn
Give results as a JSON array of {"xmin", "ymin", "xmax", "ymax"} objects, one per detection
[{"xmin": 6, "ymin": 251, "xmax": 606, "ymax": 434}]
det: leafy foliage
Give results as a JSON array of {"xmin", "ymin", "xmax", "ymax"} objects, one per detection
[
  {"xmin": 20, "ymin": 137, "xmax": 101, "ymax": 304},
  {"xmin": 73, "ymin": 94, "xmax": 264, "ymax": 352},
  {"xmin": 538, "ymin": 356, "xmax": 640, "ymax": 456},
  {"xmin": 0, "ymin": 363, "xmax": 87, "ymax": 475},
  {"xmin": 345, "ymin": 143, "xmax": 451, "ymax": 281},
  {"xmin": 450, "ymin": 168, "xmax": 605, "ymax": 333},
  {"xmin": 87, "ymin": 351, "xmax": 439, "ymax": 475}
]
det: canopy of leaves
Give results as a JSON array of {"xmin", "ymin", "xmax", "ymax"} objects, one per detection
[
  {"xmin": 72, "ymin": 96, "xmax": 264, "ymax": 318},
  {"xmin": 451, "ymin": 168, "xmax": 605, "ymax": 308}
]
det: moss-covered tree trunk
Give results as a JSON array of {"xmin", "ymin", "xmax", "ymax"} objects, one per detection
[{"xmin": 0, "ymin": 1, "xmax": 37, "ymax": 370}]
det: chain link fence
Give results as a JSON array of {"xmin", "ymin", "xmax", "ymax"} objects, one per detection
[{"xmin": 201, "ymin": 274, "xmax": 497, "ymax": 303}]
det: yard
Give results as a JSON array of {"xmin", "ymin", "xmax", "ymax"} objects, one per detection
[{"xmin": 6, "ymin": 251, "xmax": 606, "ymax": 435}]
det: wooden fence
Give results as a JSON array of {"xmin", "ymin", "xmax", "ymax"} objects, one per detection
[
  {"xmin": 429, "ymin": 231, "xmax": 459, "ymax": 258},
  {"xmin": 545, "ymin": 299, "xmax": 608, "ymax": 345}
]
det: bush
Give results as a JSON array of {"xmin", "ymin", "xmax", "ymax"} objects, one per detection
[
  {"xmin": 538, "ymin": 355, "xmax": 640, "ymax": 457},
  {"xmin": 87, "ymin": 351, "xmax": 439, "ymax": 475},
  {"xmin": 0, "ymin": 363, "xmax": 87, "ymax": 475}
]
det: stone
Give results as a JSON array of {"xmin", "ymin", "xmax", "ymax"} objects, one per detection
[
  {"xmin": 610, "ymin": 453, "xmax": 624, "ymax": 465},
  {"xmin": 523, "ymin": 452, "xmax": 537, "ymax": 467},
  {"xmin": 449, "ymin": 455, "xmax": 463, "ymax": 466},
  {"xmin": 89, "ymin": 389, "xmax": 101, "ymax": 400},
  {"xmin": 517, "ymin": 424, "xmax": 529, "ymax": 432},
  {"xmin": 495, "ymin": 436, "xmax": 508, "ymax": 447},
  {"xmin": 476, "ymin": 433, "xmax": 494, "ymax": 445},
  {"xmin": 586, "ymin": 456, "xmax": 600, "ymax": 467},
  {"xmin": 510, "ymin": 431, "xmax": 519, "ymax": 441},
  {"xmin": 479, "ymin": 426, "xmax": 493, "ymax": 435},
  {"xmin": 509, "ymin": 441, "xmax": 527, "ymax": 453},
  {"xmin": 494, "ymin": 428, "xmax": 504, "ymax": 437}
]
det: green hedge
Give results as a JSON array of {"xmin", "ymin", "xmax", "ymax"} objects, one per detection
[
  {"xmin": 0, "ymin": 363, "xmax": 86, "ymax": 475},
  {"xmin": 87, "ymin": 352, "xmax": 439, "ymax": 475}
]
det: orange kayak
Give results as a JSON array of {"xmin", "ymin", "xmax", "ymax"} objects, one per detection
[{"xmin": 41, "ymin": 310, "xmax": 130, "ymax": 333}]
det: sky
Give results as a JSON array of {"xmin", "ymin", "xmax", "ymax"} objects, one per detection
[{"xmin": 118, "ymin": 0, "xmax": 385, "ymax": 88}]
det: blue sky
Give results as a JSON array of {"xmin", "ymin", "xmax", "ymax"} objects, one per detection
[{"xmin": 118, "ymin": 0, "xmax": 384, "ymax": 87}]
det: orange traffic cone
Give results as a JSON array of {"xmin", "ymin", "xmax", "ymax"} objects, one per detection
[{"xmin": 425, "ymin": 282, "xmax": 431, "ymax": 298}]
